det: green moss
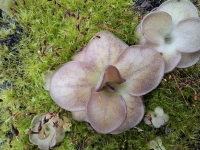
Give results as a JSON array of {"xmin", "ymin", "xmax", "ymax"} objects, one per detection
[{"xmin": 0, "ymin": 0, "xmax": 200, "ymax": 149}]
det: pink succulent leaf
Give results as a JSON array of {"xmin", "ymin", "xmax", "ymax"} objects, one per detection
[
  {"xmin": 135, "ymin": 22, "xmax": 181, "ymax": 72},
  {"xmin": 49, "ymin": 61, "xmax": 98, "ymax": 111},
  {"xmin": 173, "ymin": 18, "xmax": 200, "ymax": 53},
  {"xmin": 141, "ymin": 11, "xmax": 172, "ymax": 44},
  {"xmin": 84, "ymin": 30, "xmax": 128, "ymax": 71},
  {"xmin": 115, "ymin": 45, "xmax": 165, "ymax": 96},
  {"xmin": 87, "ymin": 87, "xmax": 127, "ymax": 134},
  {"xmin": 95, "ymin": 65, "xmax": 126, "ymax": 92},
  {"xmin": 71, "ymin": 110, "xmax": 89, "ymax": 122},
  {"xmin": 73, "ymin": 47, "xmax": 86, "ymax": 61},
  {"xmin": 152, "ymin": 42, "xmax": 182, "ymax": 73},
  {"xmin": 142, "ymin": 40, "xmax": 182, "ymax": 73},
  {"xmin": 157, "ymin": 0, "xmax": 199, "ymax": 25},
  {"xmin": 111, "ymin": 95, "xmax": 144, "ymax": 134},
  {"xmin": 177, "ymin": 51, "xmax": 200, "ymax": 68}
]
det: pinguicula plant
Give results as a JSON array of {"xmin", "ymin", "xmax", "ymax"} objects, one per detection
[
  {"xmin": 44, "ymin": 30, "xmax": 165, "ymax": 134},
  {"xmin": 144, "ymin": 106, "xmax": 169, "ymax": 128},
  {"xmin": 28, "ymin": 113, "xmax": 71, "ymax": 150},
  {"xmin": 1, "ymin": 0, "xmax": 200, "ymax": 149},
  {"xmin": 136, "ymin": 0, "xmax": 200, "ymax": 73}
]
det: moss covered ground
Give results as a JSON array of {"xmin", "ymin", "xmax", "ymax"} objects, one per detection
[{"xmin": 0, "ymin": 0, "xmax": 199, "ymax": 149}]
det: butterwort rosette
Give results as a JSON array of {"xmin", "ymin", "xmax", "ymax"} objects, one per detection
[
  {"xmin": 44, "ymin": 31, "xmax": 165, "ymax": 134},
  {"xmin": 28, "ymin": 113, "xmax": 71, "ymax": 150},
  {"xmin": 136, "ymin": 0, "xmax": 200, "ymax": 72}
]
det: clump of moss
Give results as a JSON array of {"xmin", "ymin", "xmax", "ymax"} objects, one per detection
[{"xmin": 0, "ymin": 0, "xmax": 199, "ymax": 150}]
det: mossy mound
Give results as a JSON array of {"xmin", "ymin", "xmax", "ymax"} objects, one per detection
[{"xmin": 0, "ymin": 0, "xmax": 199, "ymax": 149}]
